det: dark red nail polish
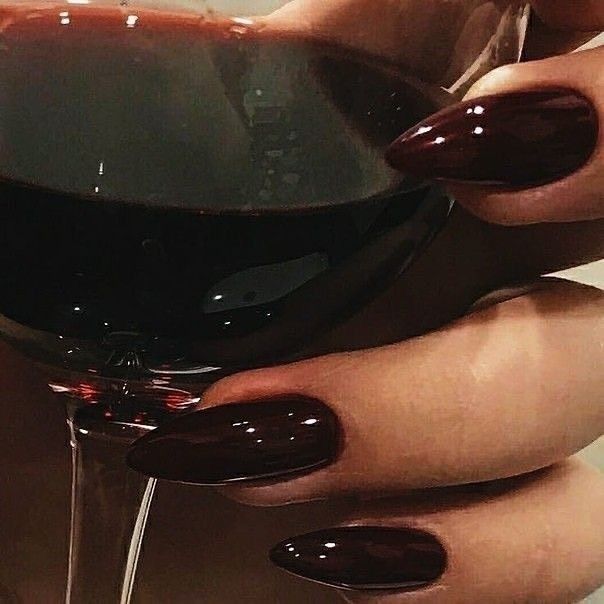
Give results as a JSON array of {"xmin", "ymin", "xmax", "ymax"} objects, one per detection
[
  {"xmin": 386, "ymin": 88, "xmax": 598, "ymax": 188},
  {"xmin": 127, "ymin": 397, "xmax": 339, "ymax": 484},
  {"xmin": 270, "ymin": 526, "xmax": 446, "ymax": 590}
]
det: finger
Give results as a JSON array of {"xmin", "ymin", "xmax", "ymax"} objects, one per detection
[
  {"xmin": 262, "ymin": 0, "xmax": 526, "ymax": 82},
  {"xmin": 387, "ymin": 48, "xmax": 603, "ymax": 224},
  {"xmin": 522, "ymin": 12, "xmax": 598, "ymax": 61},
  {"xmin": 531, "ymin": 0, "xmax": 604, "ymax": 32},
  {"xmin": 269, "ymin": 459, "xmax": 604, "ymax": 603},
  {"xmin": 306, "ymin": 208, "xmax": 604, "ymax": 356},
  {"xmin": 127, "ymin": 280, "xmax": 604, "ymax": 506}
]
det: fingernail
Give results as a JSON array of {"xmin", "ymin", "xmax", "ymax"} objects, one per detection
[
  {"xmin": 127, "ymin": 397, "xmax": 340, "ymax": 484},
  {"xmin": 386, "ymin": 88, "xmax": 598, "ymax": 188},
  {"xmin": 270, "ymin": 526, "xmax": 446, "ymax": 590}
]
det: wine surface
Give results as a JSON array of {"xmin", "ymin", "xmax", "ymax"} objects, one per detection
[{"xmin": 0, "ymin": 3, "xmax": 444, "ymax": 210}]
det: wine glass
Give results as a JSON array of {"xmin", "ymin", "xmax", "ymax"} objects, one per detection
[{"xmin": 0, "ymin": 0, "xmax": 529, "ymax": 601}]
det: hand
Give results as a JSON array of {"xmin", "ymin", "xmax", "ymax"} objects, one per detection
[
  {"xmin": 127, "ymin": 3, "xmax": 604, "ymax": 602},
  {"xmin": 387, "ymin": 5, "xmax": 604, "ymax": 225}
]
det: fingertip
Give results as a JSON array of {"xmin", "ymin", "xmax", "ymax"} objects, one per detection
[
  {"xmin": 218, "ymin": 481, "xmax": 309, "ymax": 507},
  {"xmin": 444, "ymin": 184, "xmax": 550, "ymax": 225},
  {"xmin": 463, "ymin": 63, "xmax": 520, "ymax": 100},
  {"xmin": 200, "ymin": 365, "xmax": 300, "ymax": 409}
]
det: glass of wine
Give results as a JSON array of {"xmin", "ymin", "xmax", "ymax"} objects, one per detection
[{"xmin": 0, "ymin": 0, "xmax": 529, "ymax": 601}]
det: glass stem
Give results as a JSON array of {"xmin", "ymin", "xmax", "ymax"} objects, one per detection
[{"xmin": 65, "ymin": 399, "xmax": 155, "ymax": 604}]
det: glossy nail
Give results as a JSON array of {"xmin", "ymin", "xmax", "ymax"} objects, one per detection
[
  {"xmin": 127, "ymin": 397, "xmax": 339, "ymax": 484},
  {"xmin": 386, "ymin": 88, "xmax": 598, "ymax": 187},
  {"xmin": 270, "ymin": 526, "xmax": 446, "ymax": 590}
]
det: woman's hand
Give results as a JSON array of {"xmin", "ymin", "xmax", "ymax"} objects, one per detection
[
  {"xmin": 128, "ymin": 277, "xmax": 604, "ymax": 601},
  {"xmin": 387, "ymin": 14, "xmax": 603, "ymax": 225},
  {"xmin": 127, "ymin": 3, "xmax": 604, "ymax": 602}
]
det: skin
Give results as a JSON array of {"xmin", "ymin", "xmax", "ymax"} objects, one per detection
[
  {"xmin": 0, "ymin": 2, "xmax": 602, "ymax": 603},
  {"xmin": 448, "ymin": 48, "xmax": 604, "ymax": 224},
  {"xmin": 531, "ymin": 0, "xmax": 604, "ymax": 32},
  {"xmin": 210, "ymin": 280, "xmax": 604, "ymax": 506},
  {"xmin": 195, "ymin": 3, "xmax": 604, "ymax": 602},
  {"xmin": 341, "ymin": 460, "xmax": 604, "ymax": 604}
]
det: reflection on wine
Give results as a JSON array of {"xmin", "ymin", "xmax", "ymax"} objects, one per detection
[
  {"xmin": 0, "ymin": 3, "xmax": 444, "ymax": 210},
  {"xmin": 0, "ymin": 0, "xmax": 528, "ymax": 601}
]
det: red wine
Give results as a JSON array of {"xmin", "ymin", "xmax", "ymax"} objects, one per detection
[
  {"xmin": 0, "ymin": 3, "xmax": 450, "ymax": 374},
  {"xmin": 0, "ymin": 3, "xmax": 448, "ymax": 210}
]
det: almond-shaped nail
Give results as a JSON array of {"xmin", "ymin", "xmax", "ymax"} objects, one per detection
[
  {"xmin": 126, "ymin": 397, "xmax": 339, "ymax": 484},
  {"xmin": 270, "ymin": 526, "xmax": 446, "ymax": 590},
  {"xmin": 386, "ymin": 88, "xmax": 598, "ymax": 188}
]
